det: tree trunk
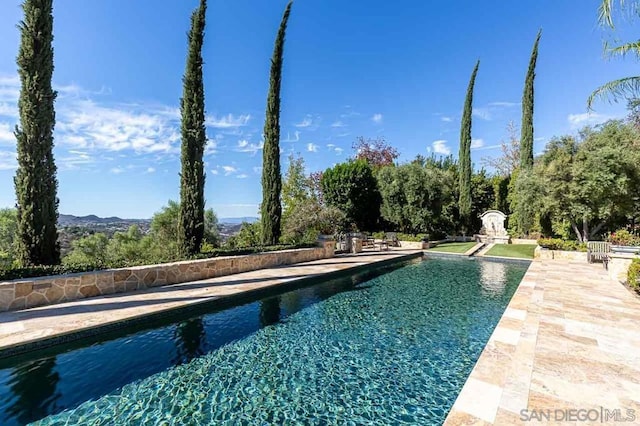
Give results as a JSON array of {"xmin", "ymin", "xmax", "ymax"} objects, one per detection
[
  {"xmin": 589, "ymin": 221, "xmax": 606, "ymax": 240},
  {"xmin": 571, "ymin": 221, "xmax": 584, "ymax": 243}
]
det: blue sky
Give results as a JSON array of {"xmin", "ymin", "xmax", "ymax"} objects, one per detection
[{"xmin": 0, "ymin": 0, "xmax": 636, "ymax": 218}]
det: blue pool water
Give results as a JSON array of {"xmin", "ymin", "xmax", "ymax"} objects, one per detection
[{"xmin": 0, "ymin": 257, "xmax": 528, "ymax": 425}]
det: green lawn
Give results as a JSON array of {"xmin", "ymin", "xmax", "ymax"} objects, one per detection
[
  {"xmin": 426, "ymin": 242, "xmax": 477, "ymax": 254},
  {"xmin": 484, "ymin": 244, "xmax": 536, "ymax": 259}
]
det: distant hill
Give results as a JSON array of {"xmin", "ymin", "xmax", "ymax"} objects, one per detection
[
  {"xmin": 59, "ymin": 214, "xmax": 258, "ymax": 226},
  {"xmin": 58, "ymin": 214, "xmax": 149, "ymax": 227},
  {"xmin": 219, "ymin": 217, "xmax": 259, "ymax": 224}
]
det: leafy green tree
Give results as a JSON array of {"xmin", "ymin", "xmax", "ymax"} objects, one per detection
[
  {"xmin": 492, "ymin": 175, "xmax": 511, "ymax": 214},
  {"xmin": 0, "ymin": 209, "xmax": 18, "ymax": 267},
  {"xmin": 508, "ymin": 168, "xmax": 545, "ymax": 237},
  {"xmin": 538, "ymin": 121, "xmax": 640, "ymax": 241},
  {"xmin": 520, "ymin": 30, "xmax": 541, "ymax": 169},
  {"xmin": 178, "ymin": 0, "xmax": 207, "ymax": 257},
  {"xmin": 321, "ymin": 160, "xmax": 381, "ymax": 231},
  {"xmin": 226, "ymin": 222, "xmax": 262, "ymax": 249},
  {"xmin": 459, "ymin": 60, "xmax": 480, "ymax": 228},
  {"xmin": 63, "ymin": 233, "xmax": 109, "ymax": 265},
  {"xmin": 470, "ymin": 170, "xmax": 496, "ymax": 233},
  {"xmin": 589, "ymin": 1, "xmax": 640, "ymax": 107},
  {"xmin": 261, "ymin": 1, "xmax": 293, "ymax": 245},
  {"xmin": 283, "ymin": 199, "xmax": 347, "ymax": 243},
  {"xmin": 282, "ymin": 154, "xmax": 311, "ymax": 222},
  {"xmin": 377, "ymin": 163, "xmax": 443, "ymax": 235},
  {"xmin": 14, "ymin": 0, "xmax": 60, "ymax": 266},
  {"xmin": 154, "ymin": 200, "xmax": 219, "ymax": 256}
]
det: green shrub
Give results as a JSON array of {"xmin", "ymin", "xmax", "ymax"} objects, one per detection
[
  {"xmin": 371, "ymin": 232, "xmax": 428, "ymax": 242},
  {"xmin": 606, "ymin": 229, "xmax": 640, "ymax": 246},
  {"xmin": 628, "ymin": 259, "xmax": 640, "ymax": 290},
  {"xmin": 537, "ymin": 238, "xmax": 587, "ymax": 252}
]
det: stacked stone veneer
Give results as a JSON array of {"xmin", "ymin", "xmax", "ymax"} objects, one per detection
[{"xmin": 0, "ymin": 241, "xmax": 334, "ymax": 312}]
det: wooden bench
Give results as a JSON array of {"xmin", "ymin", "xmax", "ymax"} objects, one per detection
[{"xmin": 587, "ymin": 241, "xmax": 611, "ymax": 269}]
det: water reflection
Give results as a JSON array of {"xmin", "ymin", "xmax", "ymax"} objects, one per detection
[
  {"xmin": 480, "ymin": 261, "xmax": 507, "ymax": 295},
  {"xmin": 259, "ymin": 296, "xmax": 281, "ymax": 326},
  {"xmin": 4, "ymin": 358, "xmax": 60, "ymax": 425},
  {"xmin": 173, "ymin": 319, "xmax": 206, "ymax": 365}
]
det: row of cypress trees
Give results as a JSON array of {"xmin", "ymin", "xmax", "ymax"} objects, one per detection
[
  {"xmin": 457, "ymin": 30, "xmax": 542, "ymax": 229},
  {"xmin": 13, "ymin": 0, "xmax": 293, "ymax": 265}
]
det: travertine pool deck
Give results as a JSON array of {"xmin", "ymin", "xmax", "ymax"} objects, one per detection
[
  {"xmin": 445, "ymin": 259, "xmax": 640, "ymax": 425},
  {"xmin": 0, "ymin": 249, "xmax": 421, "ymax": 357}
]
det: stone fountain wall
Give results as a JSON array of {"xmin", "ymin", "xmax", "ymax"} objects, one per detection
[{"xmin": 0, "ymin": 241, "xmax": 335, "ymax": 312}]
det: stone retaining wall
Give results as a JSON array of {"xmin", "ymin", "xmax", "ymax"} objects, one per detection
[
  {"xmin": 398, "ymin": 241, "xmax": 429, "ymax": 249},
  {"xmin": 609, "ymin": 254, "xmax": 638, "ymax": 284},
  {"xmin": 0, "ymin": 241, "xmax": 334, "ymax": 312},
  {"xmin": 534, "ymin": 247, "xmax": 587, "ymax": 261}
]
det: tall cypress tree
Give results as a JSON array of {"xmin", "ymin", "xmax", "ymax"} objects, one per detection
[
  {"xmin": 14, "ymin": 0, "xmax": 60, "ymax": 266},
  {"xmin": 178, "ymin": 0, "xmax": 207, "ymax": 257},
  {"xmin": 458, "ymin": 60, "xmax": 480, "ymax": 229},
  {"xmin": 520, "ymin": 30, "xmax": 541, "ymax": 169},
  {"xmin": 261, "ymin": 1, "xmax": 293, "ymax": 246}
]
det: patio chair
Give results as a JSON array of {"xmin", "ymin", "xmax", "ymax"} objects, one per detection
[
  {"xmin": 362, "ymin": 233, "xmax": 376, "ymax": 248},
  {"xmin": 385, "ymin": 232, "xmax": 401, "ymax": 247},
  {"xmin": 587, "ymin": 241, "xmax": 611, "ymax": 269}
]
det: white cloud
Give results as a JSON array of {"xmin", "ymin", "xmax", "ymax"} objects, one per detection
[
  {"xmin": 0, "ymin": 150, "xmax": 16, "ymax": 170},
  {"xmin": 0, "ymin": 122, "xmax": 14, "ymax": 144},
  {"xmin": 307, "ymin": 143, "xmax": 319, "ymax": 153},
  {"xmin": 235, "ymin": 139, "xmax": 263, "ymax": 155},
  {"xmin": 205, "ymin": 113, "xmax": 251, "ymax": 128},
  {"xmin": 56, "ymin": 99, "xmax": 180, "ymax": 154},
  {"xmin": 471, "ymin": 138, "xmax": 484, "ymax": 149},
  {"xmin": 295, "ymin": 116, "xmax": 313, "ymax": 128},
  {"xmin": 222, "ymin": 165, "xmax": 237, "ymax": 175},
  {"xmin": 110, "ymin": 167, "xmax": 124, "ymax": 174},
  {"xmin": 331, "ymin": 120, "xmax": 346, "ymax": 128},
  {"xmin": 283, "ymin": 131, "xmax": 300, "ymax": 142},
  {"xmin": 472, "ymin": 108, "xmax": 491, "ymax": 121},
  {"xmin": 210, "ymin": 169, "xmax": 219, "ymax": 175},
  {"xmin": 432, "ymin": 140, "xmax": 450, "ymax": 155},
  {"xmin": 0, "ymin": 103, "xmax": 17, "ymax": 119},
  {"xmin": 372, "ymin": 113, "xmax": 383, "ymax": 124},
  {"xmin": 488, "ymin": 101, "xmax": 519, "ymax": 107},
  {"xmin": 236, "ymin": 174, "xmax": 249, "ymax": 179},
  {"xmin": 567, "ymin": 112, "xmax": 614, "ymax": 128},
  {"xmin": 146, "ymin": 167, "xmax": 156, "ymax": 173},
  {"xmin": 441, "ymin": 116, "xmax": 453, "ymax": 122},
  {"xmin": 253, "ymin": 166, "xmax": 262, "ymax": 174},
  {"xmin": 327, "ymin": 143, "xmax": 344, "ymax": 155}
]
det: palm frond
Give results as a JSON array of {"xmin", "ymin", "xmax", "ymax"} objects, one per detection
[
  {"xmin": 598, "ymin": 0, "xmax": 616, "ymax": 27},
  {"xmin": 605, "ymin": 40, "xmax": 640, "ymax": 59},
  {"xmin": 587, "ymin": 76, "xmax": 640, "ymax": 109}
]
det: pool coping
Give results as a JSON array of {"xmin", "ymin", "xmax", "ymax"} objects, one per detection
[
  {"xmin": 443, "ymin": 258, "xmax": 640, "ymax": 425},
  {"xmin": 0, "ymin": 251, "xmax": 423, "ymax": 360}
]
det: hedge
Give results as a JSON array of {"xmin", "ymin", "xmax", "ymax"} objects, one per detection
[
  {"xmin": 537, "ymin": 238, "xmax": 587, "ymax": 252},
  {"xmin": 0, "ymin": 243, "xmax": 317, "ymax": 282},
  {"xmin": 371, "ymin": 232, "xmax": 428, "ymax": 242}
]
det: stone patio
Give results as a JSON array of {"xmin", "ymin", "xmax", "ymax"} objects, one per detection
[
  {"xmin": 445, "ymin": 259, "xmax": 640, "ymax": 425},
  {"xmin": 0, "ymin": 249, "xmax": 421, "ymax": 357}
]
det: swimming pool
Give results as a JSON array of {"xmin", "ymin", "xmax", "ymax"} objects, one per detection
[{"xmin": 0, "ymin": 257, "xmax": 528, "ymax": 425}]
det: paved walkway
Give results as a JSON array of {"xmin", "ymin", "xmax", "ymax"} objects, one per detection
[
  {"xmin": 0, "ymin": 249, "xmax": 421, "ymax": 357},
  {"xmin": 445, "ymin": 259, "xmax": 640, "ymax": 425}
]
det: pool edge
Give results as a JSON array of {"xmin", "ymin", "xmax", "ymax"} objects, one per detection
[{"xmin": 0, "ymin": 251, "xmax": 424, "ymax": 360}]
